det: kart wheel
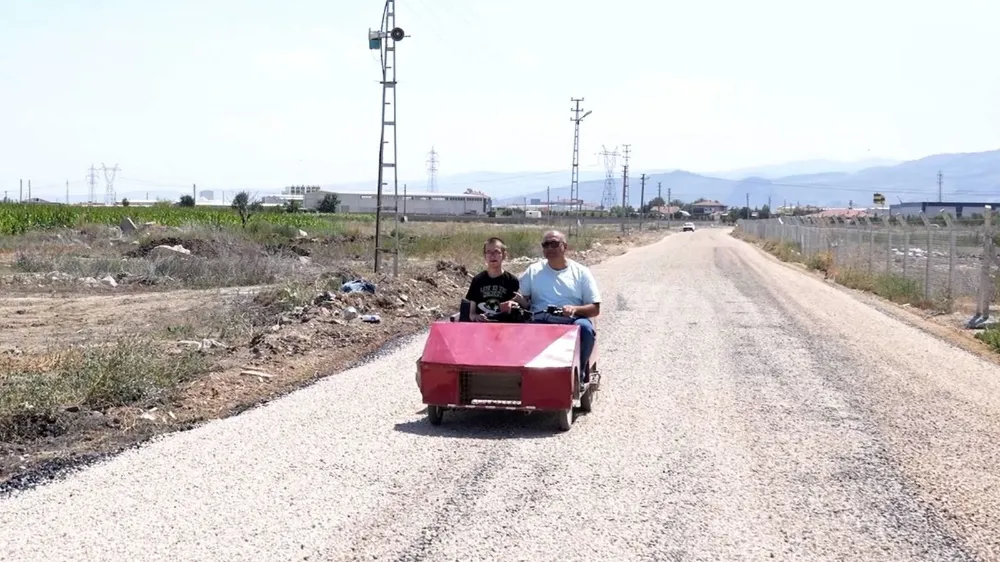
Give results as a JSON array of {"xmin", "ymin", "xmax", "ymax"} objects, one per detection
[
  {"xmin": 557, "ymin": 408, "xmax": 573, "ymax": 431},
  {"xmin": 427, "ymin": 405, "xmax": 444, "ymax": 425},
  {"xmin": 579, "ymin": 386, "xmax": 596, "ymax": 413}
]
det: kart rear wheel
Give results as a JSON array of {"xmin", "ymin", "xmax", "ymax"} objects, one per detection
[
  {"xmin": 427, "ymin": 405, "xmax": 444, "ymax": 425},
  {"xmin": 557, "ymin": 408, "xmax": 573, "ymax": 431}
]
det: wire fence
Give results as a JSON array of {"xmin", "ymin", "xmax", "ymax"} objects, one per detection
[{"xmin": 734, "ymin": 214, "xmax": 998, "ymax": 325}]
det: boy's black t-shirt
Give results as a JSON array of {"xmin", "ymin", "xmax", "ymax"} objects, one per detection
[{"xmin": 465, "ymin": 270, "xmax": 520, "ymax": 318}]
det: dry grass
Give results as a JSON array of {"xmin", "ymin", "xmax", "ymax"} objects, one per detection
[
  {"xmin": 734, "ymin": 229, "xmax": 946, "ymax": 312},
  {"xmin": 0, "ymin": 334, "xmax": 209, "ymax": 441}
]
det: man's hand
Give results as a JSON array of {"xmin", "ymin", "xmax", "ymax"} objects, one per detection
[
  {"xmin": 560, "ymin": 305, "xmax": 578, "ymax": 318},
  {"xmin": 499, "ymin": 300, "xmax": 519, "ymax": 313}
]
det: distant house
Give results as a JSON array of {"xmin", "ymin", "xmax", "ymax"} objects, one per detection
[{"xmin": 691, "ymin": 199, "xmax": 728, "ymax": 217}]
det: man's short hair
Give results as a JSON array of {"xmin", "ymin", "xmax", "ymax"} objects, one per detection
[{"xmin": 483, "ymin": 237, "xmax": 507, "ymax": 253}]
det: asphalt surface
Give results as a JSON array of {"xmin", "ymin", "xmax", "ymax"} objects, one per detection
[{"xmin": 3, "ymin": 227, "xmax": 1000, "ymax": 561}]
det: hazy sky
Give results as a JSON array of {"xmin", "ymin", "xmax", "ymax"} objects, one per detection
[{"xmin": 2, "ymin": 0, "xmax": 998, "ymax": 201}]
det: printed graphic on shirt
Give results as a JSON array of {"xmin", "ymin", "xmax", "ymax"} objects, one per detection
[{"xmin": 465, "ymin": 271, "xmax": 519, "ymax": 316}]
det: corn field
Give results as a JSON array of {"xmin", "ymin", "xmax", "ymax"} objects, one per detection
[
  {"xmin": 0, "ymin": 203, "xmax": 370, "ymax": 236},
  {"xmin": 735, "ymin": 213, "xmax": 999, "ymax": 323}
]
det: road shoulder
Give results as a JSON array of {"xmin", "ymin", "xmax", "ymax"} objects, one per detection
[{"xmin": 733, "ymin": 233, "xmax": 1000, "ymax": 370}]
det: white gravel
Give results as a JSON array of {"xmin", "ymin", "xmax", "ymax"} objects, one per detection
[{"xmin": 3, "ymin": 228, "xmax": 1000, "ymax": 561}]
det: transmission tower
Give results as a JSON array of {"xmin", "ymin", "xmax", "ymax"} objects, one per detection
[
  {"xmin": 620, "ymin": 144, "xmax": 631, "ymax": 234},
  {"xmin": 369, "ymin": 0, "xmax": 407, "ymax": 274},
  {"xmin": 101, "ymin": 163, "xmax": 120, "ymax": 206},
  {"xmin": 427, "ymin": 147, "xmax": 439, "ymax": 192},
  {"xmin": 599, "ymin": 145, "xmax": 618, "ymax": 210},
  {"xmin": 87, "ymin": 164, "xmax": 99, "ymax": 204},
  {"xmin": 569, "ymin": 97, "xmax": 592, "ymax": 223}
]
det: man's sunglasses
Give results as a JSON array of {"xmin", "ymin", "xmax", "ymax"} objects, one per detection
[{"xmin": 541, "ymin": 240, "xmax": 562, "ymax": 249}]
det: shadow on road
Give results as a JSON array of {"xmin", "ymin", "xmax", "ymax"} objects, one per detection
[{"xmin": 393, "ymin": 407, "xmax": 591, "ymax": 439}]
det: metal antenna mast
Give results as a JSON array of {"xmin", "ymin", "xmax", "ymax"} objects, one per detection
[
  {"xmin": 569, "ymin": 97, "xmax": 592, "ymax": 227},
  {"xmin": 101, "ymin": 163, "xmax": 120, "ymax": 205},
  {"xmin": 620, "ymin": 144, "xmax": 631, "ymax": 234},
  {"xmin": 427, "ymin": 147, "xmax": 439, "ymax": 192},
  {"xmin": 369, "ymin": 0, "xmax": 407, "ymax": 274},
  {"xmin": 87, "ymin": 164, "xmax": 99, "ymax": 204},
  {"xmin": 599, "ymin": 145, "xmax": 618, "ymax": 210}
]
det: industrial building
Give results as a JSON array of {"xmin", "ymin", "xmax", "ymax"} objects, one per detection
[
  {"xmin": 303, "ymin": 189, "xmax": 492, "ymax": 215},
  {"xmin": 889, "ymin": 201, "xmax": 1000, "ymax": 218}
]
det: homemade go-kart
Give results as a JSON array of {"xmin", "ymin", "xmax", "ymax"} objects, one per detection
[{"xmin": 414, "ymin": 300, "xmax": 600, "ymax": 431}]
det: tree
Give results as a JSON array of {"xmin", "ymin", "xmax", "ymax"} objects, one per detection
[
  {"xmin": 231, "ymin": 191, "xmax": 263, "ymax": 227},
  {"xmin": 284, "ymin": 199, "xmax": 302, "ymax": 213},
  {"xmin": 121, "ymin": 198, "xmax": 130, "ymax": 207},
  {"xmin": 316, "ymin": 193, "xmax": 340, "ymax": 213},
  {"xmin": 178, "ymin": 195, "xmax": 195, "ymax": 207}
]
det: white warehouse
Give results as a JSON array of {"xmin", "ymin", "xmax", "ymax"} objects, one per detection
[{"xmin": 303, "ymin": 190, "xmax": 492, "ymax": 215}]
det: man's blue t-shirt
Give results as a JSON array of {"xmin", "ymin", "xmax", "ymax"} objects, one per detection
[{"xmin": 518, "ymin": 259, "xmax": 602, "ymax": 313}]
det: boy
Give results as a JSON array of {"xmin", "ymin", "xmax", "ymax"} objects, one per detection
[{"xmin": 465, "ymin": 237, "xmax": 524, "ymax": 322}]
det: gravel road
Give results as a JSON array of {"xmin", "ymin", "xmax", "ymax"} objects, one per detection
[{"xmin": 3, "ymin": 227, "xmax": 1000, "ymax": 561}]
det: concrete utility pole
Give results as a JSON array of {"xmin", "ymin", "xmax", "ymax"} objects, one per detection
[
  {"xmin": 639, "ymin": 173, "xmax": 647, "ymax": 230},
  {"xmin": 938, "ymin": 170, "xmax": 944, "ymax": 202},
  {"xmin": 667, "ymin": 187, "xmax": 672, "ymax": 230},
  {"xmin": 19, "ymin": 179, "xmax": 22, "ymax": 202},
  {"xmin": 370, "ymin": 0, "xmax": 407, "ymax": 274},
  {"xmin": 746, "ymin": 192, "xmax": 750, "ymax": 220},
  {"xmin": 620, "ymin": 144, "xmax": 631, "ymax": 234}
]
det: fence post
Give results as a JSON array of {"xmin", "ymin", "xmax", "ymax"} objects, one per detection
[
  {"xmin": 919, "ymin": 213, "xmax": 932, "ymax": 302},
  {"xmin": 886, "ymin": 216, "xmax": 893, "ymax": 275},
  {"xmin": 863, "ymin": 216, "xmax": 874, "ymax": 274},
  {"xmin": 942, "ymin": 212, "xmax": 955, "ymax": 303},
  {"xmin": 901, "ymin": 220, "xmax": 911, "ymax": 279},
  {"xmin": 968, "ymin": 207, "xmax": 994, "ymax": 327}
]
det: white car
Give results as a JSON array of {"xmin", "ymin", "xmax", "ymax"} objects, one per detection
[{"xmin": 681, "ymin": 222, "xmax": 695, "ymax": 232}]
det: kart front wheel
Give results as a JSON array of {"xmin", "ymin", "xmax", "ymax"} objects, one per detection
[
  {"xmin": 557, "ymin": 408, "xmax": 573, "ymax": 431},
  {"xmin": 427, "ymin": 405, "xmax": 444, "ymax": 425}
]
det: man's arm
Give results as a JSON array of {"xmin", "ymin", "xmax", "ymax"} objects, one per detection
[{"xmin": 562, "ymin": 266, "xmax": 601, "ymax": 318}]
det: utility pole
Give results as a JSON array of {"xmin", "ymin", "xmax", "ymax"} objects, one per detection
[
  {"xmin": 746, "ymin": 192, "xmax": 750, "ymax": 220},
  {"xmin": 938, "ymin": 170, "xmax": 943, "ymax": 202},
  {"xmin": 639, "ymin": 173, "xmax": 647, "ymax": 230},
  {"xmin": 369, "ymin": 0, "xmax": 407, "ymax": 274},
  {"xmin": 667, "ymin": 187, "xmax": 672, "ymax": 230},
  {"xmin": 19, "ymin": 179, "xmax": 22, "ymax": 202},
  {"xmin": 426, "ymin": 147, "xmax": 439, "ymax": 193},
  {"xmin": 620, "ymin": 144, "xmax": 631, "ymax": 234},
  {"xmin": 66, "ymin": 180, "xmax": 69, "ymax": 204},
  {"xmin": 599, "ymin": 145, "xmax": 618, "ymax": 211},
  {"xmin": 569, "ymin": 97, "xmax": 592, "ymax": 235},
  {"xmin": 28, "ymin": 180, "xmax": 31, "ymax": 200},
  {"xmin": 547, "ymin": 186, "xmax": 551, "ymax": 215}
]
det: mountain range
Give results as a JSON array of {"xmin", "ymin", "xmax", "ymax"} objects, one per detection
[{"xmin": 490, "ymin": 150, "xmax": 1000, "ymax": 209}]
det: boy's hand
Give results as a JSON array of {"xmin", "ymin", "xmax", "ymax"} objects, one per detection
[{"xmin": 499, "ymin": 300, "xmax": 519, "ymax": 313}]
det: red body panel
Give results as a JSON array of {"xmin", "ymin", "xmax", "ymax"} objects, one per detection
[{"xmin": 417, "ymin": 321, "xmax": 583, "ymax": 411}]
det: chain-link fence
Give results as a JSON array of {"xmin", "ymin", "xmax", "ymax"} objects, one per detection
[{"xmin": 734, "ymin": 214, "xmax": 998, "ymax": 325}]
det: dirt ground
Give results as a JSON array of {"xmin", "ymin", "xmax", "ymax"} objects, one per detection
[{"xmin": 0, "ymin": 228, "xmax": 669, "ymax": 489}]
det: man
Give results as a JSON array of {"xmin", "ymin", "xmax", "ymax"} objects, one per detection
[
  {"xmin": 516, "ymin": 230, "xmax": 601, "ymax": 381},
  {"xmin": 465, "ymin": 237, "xmax": 524, "ymax": 322}
]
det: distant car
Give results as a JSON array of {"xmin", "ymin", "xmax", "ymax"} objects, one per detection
[{"xmin": 682, "ymin": 222, "xmax": 695, "ymax": 232}]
